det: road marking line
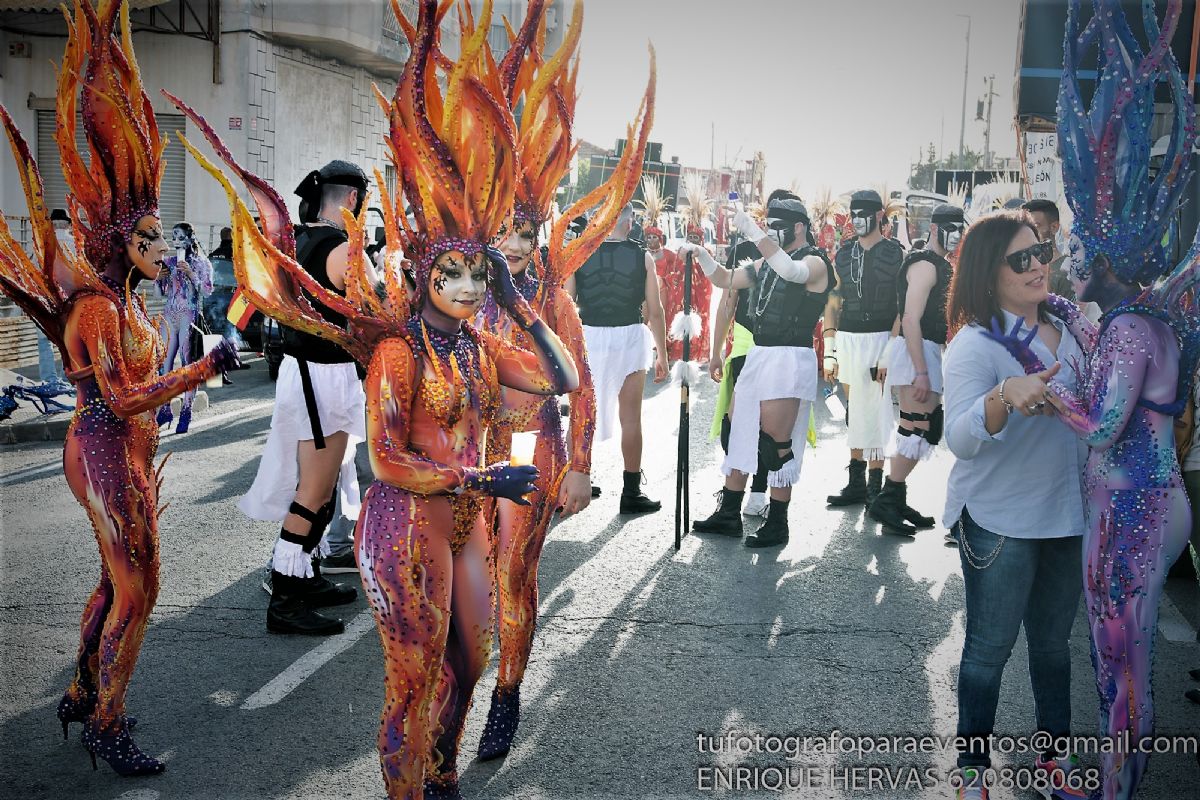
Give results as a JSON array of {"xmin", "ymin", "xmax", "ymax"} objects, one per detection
[
  {"xmin": 1159, "ymin": 593, "xmax": 1197, "ymax": 644},
  {"xmin": 0, "ymin": 400, "xmax": 274, "ymax": 486},
  {"xmin": 240, "ymin": 611, "xmax": 375, "ymax": 710}
]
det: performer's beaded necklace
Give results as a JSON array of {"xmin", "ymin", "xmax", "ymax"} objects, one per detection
[
  {"xmin": 407, "ymin": 316, "xmax": 498, "ymax": 430},
  {"xmin": 848, "ymin": 241, "xmax": 866, "ymax": 299}
]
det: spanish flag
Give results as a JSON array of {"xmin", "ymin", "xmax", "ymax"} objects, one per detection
[{"xmin": 226, "ymin": 289, "xmax": 257, "ymax": 331}]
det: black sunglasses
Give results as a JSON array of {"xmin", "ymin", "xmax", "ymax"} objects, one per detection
[{"xmin": 1005, "ymin": 240, "xmax": 1054, "ymax": 273}]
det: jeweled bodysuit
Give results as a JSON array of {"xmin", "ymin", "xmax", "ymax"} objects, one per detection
[
  {"xmin": 357, "ymin": 313, "xmax": 564, "ymax": 795},
  {"xmin": 478, "ymin": 269, "xmax": 595, "ymax": 693}
]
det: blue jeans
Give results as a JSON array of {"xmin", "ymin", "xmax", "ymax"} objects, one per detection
[
  {"xmin": 36, "ymin": 330, "xmax": 59, "ymax": 383},
  {"xmin": 956, "ymin": 508, "xmax": 1082, "ymax": 768}
]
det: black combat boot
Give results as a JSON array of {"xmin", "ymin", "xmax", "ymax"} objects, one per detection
[
  {"xmin": 866, "ymin": 467, "xmax": 884, "ymax": 506},
  {"xmin": 692, "ymin": 488, "xmax": 744, "ymax": 537},
  {"xmin": 866, "ymin": 478, "xmax": 918, "ymax": 537},
  {"xmin": 827, "ymin": 459, "xmax": 867, "ymax": 506},
  {"xmin": 619, "ymin": 470, "xmax": 661, "ymax": 514},
  {"xmin": 745, "ymin": 499, "xmax": 789, "ymax": 548},
  {"xmin": 267, "ymin": 572, "xmax": 345, "ymax": 635}
]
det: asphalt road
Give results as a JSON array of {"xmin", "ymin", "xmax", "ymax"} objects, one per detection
[{"xmin": 1, "ymin": 361, "xmax": 1197, "ymax": 799}]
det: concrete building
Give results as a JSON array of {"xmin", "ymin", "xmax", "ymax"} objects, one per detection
[{"xmin": 0, "ymin": 0, "xmax": 569, "ymax": 368}]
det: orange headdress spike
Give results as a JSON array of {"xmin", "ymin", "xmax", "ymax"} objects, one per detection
[
  {"xmin": 509, "ymin": 0, "xmax": 583, "ymax": 230},
  {"xmin": 0, "ymin": 0, "xmax": 158, "ymax": 363},
  {"xmin": 64, "ymin": 0, "xmax": 164, "ymax": 268},
  {"xmin": 385, "ymin": 0, "xmax": 519, "ymax": 290},
  {"xmin": 547, "ymin": 43, "xmax": 656, "ymax": 286}
]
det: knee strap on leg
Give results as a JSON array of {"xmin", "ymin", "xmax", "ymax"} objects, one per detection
[
  {"xmin": 757, "ymin": 431, "xmax": 794, "ymax": 471},
  {"xmin": 720, "ymin": 416, "xmax": 731, "ymax": 454},
  {"xmin": 899, "ymin": 406, "xmax": 944, "ymax": 445},
  {"xmin": 283, "ymin": 501, "xmax": 326, "ymax": 553}
]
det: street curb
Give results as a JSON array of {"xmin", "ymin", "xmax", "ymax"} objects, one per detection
[{"xmin": 0, "ymin": 414, "xmax": 72, "ymax": 444}]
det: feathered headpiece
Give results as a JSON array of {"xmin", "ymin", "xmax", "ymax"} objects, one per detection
[
  {"xmin": 501, "ymin": 0, "xmax": 583, "ymax": 229},
  {"xmin": 682, "ymin": 173, "xmax": 712, "ymax": 232},
  {"xmin": 0, "ymin": 0, "xmax": 159, "ymax": 361},
  {"xmin": 1058, "ymin": 0, "xmax": 1195, "ymax": 285},
  {"xmin": 545, "ymin": 44, "xmax": 656, "ymax": 285},
  {"xmin": 636, "ymin": 174, "xmax": 670, "ymax": 238},
  {"xmin": 384, "ymin": 0, "xmax": 519, "ymax": 289}
]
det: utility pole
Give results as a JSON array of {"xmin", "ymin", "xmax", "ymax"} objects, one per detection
[
  {"xmin": 957, "ymin": 14, "xmax": 971, "ymax": 171},
  {"xmin": 981, "ymin": 74, "xmax": 998, "ymax": 168}
]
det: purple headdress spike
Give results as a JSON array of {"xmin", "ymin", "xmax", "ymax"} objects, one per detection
[{"xmin": 1057, "ymin": 0, "xmax": 1195, "ymax": 286}]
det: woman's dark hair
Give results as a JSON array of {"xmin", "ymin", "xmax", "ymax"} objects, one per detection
[{"xmin": 946, "ymin": 210, "xmax": 1043, "ymax": 337}]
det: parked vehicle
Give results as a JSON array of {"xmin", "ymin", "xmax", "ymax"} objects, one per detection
[{"xmin": 203, "ymin": 256, "xmax": 264, "ymax": 351}]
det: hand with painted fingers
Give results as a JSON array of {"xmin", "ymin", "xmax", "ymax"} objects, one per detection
[
  {"xmin": 557, "ymin": 470, "xmax": 591, "ymax": 517},
  {"xmin": 464, "ymin": 463, "xmax": 540, "ymax": 505},
  {"xmin": 912, "ymin": 372, "xmax": 932, "ymax": 403},
  {"xmin": 206, "ymin": 338, "xmax": 242, "ymax": 376},
  {"xmin": 485, "ymin": 245, "xmax": 534, "ymax": 327},
  {"xmin": 1002, "ymin": 362, "xmax": 1061, "ymax": 417},
  {"xmin": 708, "ymin": 355, "xmax": 724, "ymax": 383}
]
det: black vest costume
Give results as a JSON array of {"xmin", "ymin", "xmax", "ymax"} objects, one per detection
[
  {"xmin": 748, "ymin": 245, "xmax": 833, "ymax": 347},
  {"xmin": 898, "ymin": 249, "xmax": 953, "ymax": 345},
  {"xmin": 281, "ymin": 225, "xmax": 355, "ymax": 364},
  {"xmin": 573, "ymin": 239, "xmax": 647, "ymax": 327},
  {"xmin": 833, "ymin": 236, "xmax": 904, "ymax": 333},
  {"xmin": 726, "ymin": 239, "xmax": 761, "ymax": 331}
]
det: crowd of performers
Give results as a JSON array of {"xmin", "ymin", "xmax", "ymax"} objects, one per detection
[{"xmin": 1, "ymin": 1, "xmax": 1199, "ymax": 799}]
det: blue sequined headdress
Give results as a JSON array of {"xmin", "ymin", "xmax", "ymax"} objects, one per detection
[{"xmin": 1057, "ymin": 0, "xmax": 1195, "ymax": 286}]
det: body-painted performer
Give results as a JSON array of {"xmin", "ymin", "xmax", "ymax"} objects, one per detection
[
  {"xmin": 867, "ymin": 203, "xmax": 965, "ymax": 536},
  {"xmin": 239, "ymin": 159, "xmax": 370, "ymax": 636},
  {"xmin": 173, "ymin": 2, "xmax": 580, "ymax": 795},
  {"xmin": 473, "ymin": 0, "xmax": 654, "ymax": 761},
  {"xmin": 823, "ymin": 189, "xmax": 904, "ymax": 508},
  {"xmin": 0, "ymin": 0, "xmax": 237, "ymax": 775},
  {"xmin": 153, "ymin": 222, "xmax": 212, "ymax": 433},
  {"xmin": 992, "ymin": 5, "xmax": 1200, "ymax": 796},
  {"xmin": 686, "ymin": 194, "xmax": 832, "ymax": 547}
]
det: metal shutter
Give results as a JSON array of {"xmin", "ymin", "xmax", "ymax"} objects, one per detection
[{"xmin": 37, "ymin": 110, "xmax": 186, "ymax": 224}]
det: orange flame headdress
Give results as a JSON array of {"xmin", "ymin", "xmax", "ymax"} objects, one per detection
[
  {"xmin": 384, "ymin": 0, "xmax": 519, "ymax": 286},
  {"xmin": 0, "ymin": 0, "xmax": 162, "ymax": 357}
]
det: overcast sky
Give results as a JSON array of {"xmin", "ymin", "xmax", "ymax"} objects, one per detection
[{"xmin": 570, "ymin": 0, "xmax": 1022, "ymax": 200}]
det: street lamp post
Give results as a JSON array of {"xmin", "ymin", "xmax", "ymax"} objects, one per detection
[{"xmin": 957, "ymin": 14, "xmax": 971, "ymax": 171}]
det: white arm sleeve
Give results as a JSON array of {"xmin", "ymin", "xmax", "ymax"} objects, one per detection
[
  {"xmin": 690, "ymin": 246, "xmax": 722, "ymax": 277},
  {"xmin": 764, "ymin": 248, "xmax": 810, "ymax": 283}
]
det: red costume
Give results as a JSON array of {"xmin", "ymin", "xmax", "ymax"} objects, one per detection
[{"xmin": 657, "ymin": 227, "xmax": 711, "ymax": 361}]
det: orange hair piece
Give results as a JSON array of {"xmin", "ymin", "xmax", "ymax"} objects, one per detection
[
  {"xmin": 0, "ymin": 0, "xmax": 160, "ymax": 359},
  {"xmin": 547, "ymin": 43, "xmax": 656, "ymax": 286},
  {"xmin": 382, "ymin": 0, "xmax": 519, "ymax": 277}
]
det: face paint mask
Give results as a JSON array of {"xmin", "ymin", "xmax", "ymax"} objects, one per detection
[
  {"xmin": 428, "ymin": 250, "xmax": 488, "ymax": 320},
  {"xmin": 766, "ymin": 219, "xmax": 792, "ymax": 247},
  {"xmin": 938, "ymin": 223, "xmax": 964, "ymax": 252},
  {"xmin": 851, "ymin": 213, "xmax": 876, "ymax": 237}
]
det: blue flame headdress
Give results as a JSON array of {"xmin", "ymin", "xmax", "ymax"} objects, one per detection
[{"xmin": 1057, "ymin": 0, "xmax": 1196, "ymax": 286}]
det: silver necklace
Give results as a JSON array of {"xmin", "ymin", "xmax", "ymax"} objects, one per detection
[
  {"xmin": 849, "ymin": 241, "xmax": 865, "ymax": 299},
  {"xmin": 753, "ymin": 247, "xmax": 798, "ymax": 317},
  {"xmin": 316, "ymin": 216, "xmax": 346, "ymax": 231}
]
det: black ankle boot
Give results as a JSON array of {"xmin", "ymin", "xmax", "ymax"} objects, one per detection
[
  {"xmin": 827, "ymin": 459, "xmax": 867, "ymax": 506},
  {"xmin": 866, "ymin": 478, "xmax": 917, "ymax": 536},
  {"xmin": 866, "ymin": 468, "xmax": 884, "ymax": 505},
  {"xmin": 82, "ymin": 718, "xmax": 164, "ymax": 776},
  {"xmin": 902, "ymin": 503, "xmax": 936, "ymax": 529},
  {"xmin": 745, "ymin": 499, "xmax": 789, "ymax": 547},
  {"xmin": 477, "ymin": 684, "xmax": 520, "ymax": 761},
  {"xmin": 619, "ymin": 470, "xmax": 661, "ymax": 514},
  {"xmin": 692, "ymin": 488, "xmax": 744, "ymax": 537},
  {"xmin": 267, "ymin": 572, "xmax": 345, "ymax": 635},
  {"xmin": 295, "ymin": 559, "xmax": 358, "ymax": 608}
]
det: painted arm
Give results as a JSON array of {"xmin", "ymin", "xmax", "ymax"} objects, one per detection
[
  {"xmin": 486, "ymin": 248, "xmax": 579, "ymax": 394},
  {"xmin": 194, "ymin": 253, "xmax": 213, "ymax": 297},
  {"xmin": 551, "ymin": 288, "xmax": 596, "ymax": 474},
  {"xmin": 74, "ymin": 295, "xmax": 232, "ymax": 418},
  {"xmin": 1046, "ymin": 314, "xmax": 1149, "ymax": 449},
  {"xmin": 1047, "ymin": 292, "xmax": 1098, "ymax": 352}
]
